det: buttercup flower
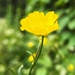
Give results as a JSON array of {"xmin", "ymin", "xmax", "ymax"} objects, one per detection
[
  {"xmin": 20, "ymin": 11, "xmax": 59, "ymax": 36},
  {"xmin": 39, "ymin": 37, "xmax": 48, "ymax": 45},
  {"xmin": 67, "ymin": 64, "xmax": 74, "ymax": 71},
  {"xmin": 27, "ymin": 41, "xmax": 34, "ymax": 48},
  {"xmin": 43, "ymin": 37, "xmax": 48, "ymax": 45},
  {"xmin": 28, "ymin": 53, "xmax": 36, "ymax": 62}
]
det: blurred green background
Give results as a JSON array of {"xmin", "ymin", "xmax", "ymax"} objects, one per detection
[{"xmin": 0, "ymin": 0, "xmax": 75, "ymax": 75}]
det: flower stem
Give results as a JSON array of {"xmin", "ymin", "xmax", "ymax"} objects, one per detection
[
  {"xmin": 18, "ymin": 65, "xmax": 23, "ymax": 75},
  {"xmin": 0, "ymin": 61, "xmax": 17, "ymax": 75},
  {"xmin": 29, "ymin": 36, "xmax": 44, "ymax": 75}
]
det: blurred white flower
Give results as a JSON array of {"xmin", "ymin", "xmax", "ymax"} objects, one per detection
[
  {"xmin": 2, "ymin": 39, "xmax": 9, "ymax": 45},
  {"xmin": 10, "ymin": 38, "xmax": 16, "ymax": 44},
  {"xmin": 48, "ymin": 34, "xmax": 57, "ymax": 40},
  {"xmin": 55, "ymin": 65, "xmax": 62, "ymax": 71},
  {"xmin": 5, "ymin": 29, "xmax": 14, "ymax": 36},
  {"xmin": 68, "ymin": 46, "xmax": 74, "ymax": 51},
  {"xmin": 60, "ymin": 67, "xmax": 67, "ymax": 75},
  {"xmin": 16, "ymin": 32, "xmax": 23, "ymax": 38}
]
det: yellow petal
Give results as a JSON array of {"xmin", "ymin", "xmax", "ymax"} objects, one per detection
[
  {"xmin": 67, "ymin": 64, "xmax": 74, "ymax": 71},
  {"xmin": 52, "ymin": 21, "xmax": 60, "ymax": 31},
  {"xmin": 20, "ymin": 11, "xmax": 59, "ymax": 36},
  {"xmin": 27, "ymin": 41, "xmax": 34, "ymax": 48},
  {"xmin": 28, "ymin": 53, "xmax": 36, "ymax": 62}
]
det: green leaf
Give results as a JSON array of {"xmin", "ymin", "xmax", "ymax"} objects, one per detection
[
  {"xmin": 35, "ymin": 67, "xmax": 47, "ymax": 75},
  {"xmin": 60, "ymin": 31, "xmax": 71, "ymax": 43},
  {"xmin": 59, "ymin": 16, "xmax": 69, "ymax": 31},
  {"xmin": 38, "ymin": 55, "xmax": 52, "ymax": 68},
  {"xmin": 64, "ymin": 0, "xmax": 69, "ymax": 3},
  {"xmin": 68, "ymin": 36, "xmax": 75, "ymax": 46},
  {"xmin": 40, "ymin": 0, "xmax": 50, "ymax": 3},
  {"xmin": 68, "ymin": 19, "xmax": 75, "ymax": 30},
  {"xmin": 69, "ymin": 10, "xmax": 75, "ymax": 19}
]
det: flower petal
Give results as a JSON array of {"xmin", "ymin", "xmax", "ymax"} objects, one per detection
[{"xmin": 20, "ymin": 11, "xmax": 59, "ymax": 36}]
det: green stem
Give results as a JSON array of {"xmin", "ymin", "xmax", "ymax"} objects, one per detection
[
  {"xmin": 0, "ymin": 61, "xmax": 17, "ymax": 75},
  {"xmin": 18, "ymin": 65, "xmax": 23, "ymax": 75},
  {"xmin": 29, "ymin": 36, "xmax": 44, "ymax": 75}
]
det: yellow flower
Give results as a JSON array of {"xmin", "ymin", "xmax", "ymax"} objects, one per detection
[
  {"xmin": 27, "ymin": 41, "xmax": 34, "ymax": 48},
  {"xmin": 28, "ymin": 53, "xmax": 36, "ymax": 62},
  {"xmin": 20, "ymin": 11, "xmax": 59, "ymax": 36},
  {"xmin": 43, "ymin": 37, "xmax": 48, "ymax": 45},
  {"xmin": 39, "ymin": 37, "xmax": 48, "ymax": 45},
  {"xmin": 67, "ymin": 64, "xmax": 74, "ymax": 71}
]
